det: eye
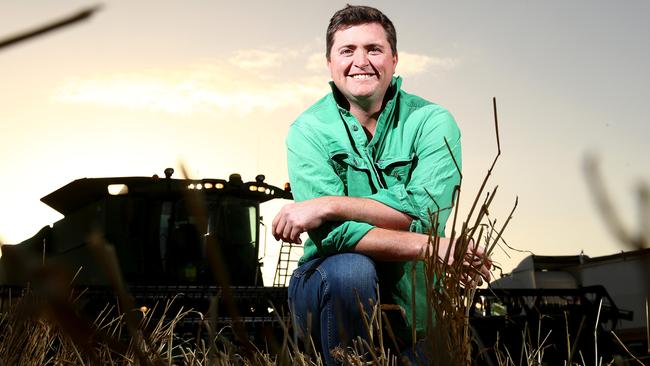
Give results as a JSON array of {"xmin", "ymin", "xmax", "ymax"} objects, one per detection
[
  {"xmin": 368, "ymin": 46, "xmax": 383, "ymax": 55},
  {"xmin": 339, "ymin": 48, "xmax": 353, "ymax": 56}
]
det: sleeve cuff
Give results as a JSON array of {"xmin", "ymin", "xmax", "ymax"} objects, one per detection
[
  {"xmin": 309, "ymin": 221, "xmax": 375, "ymax": 256},
  {"xmin": 365, "ymin": 185, "xmax": 420, "ymax": 224}
]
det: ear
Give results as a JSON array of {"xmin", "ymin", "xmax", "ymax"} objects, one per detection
[
  {"xmin": 393, "ymin": 51, "xmax": 398, "ymax": 73},
  {"xmin": 326, "ymin": 56, "xmax": 333, "ymax": 76}
]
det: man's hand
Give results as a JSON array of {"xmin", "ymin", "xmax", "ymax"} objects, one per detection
[
  {"xmin": 426, "ymin": 238, "xmax": 492, "ymax": 287},
  {"xmin": 461, "ymin": 241, "xmax": 492, "ymax": 287},
  {"xmin": 272, "ymin": 198, "xmax": 329, "ymax": 243},
  {"xmin": 463, "ymin": 240, "xmax": 492, "ymax": 287}
]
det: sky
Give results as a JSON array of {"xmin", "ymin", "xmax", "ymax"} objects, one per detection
[{"xmin": 1, "ymin": 1, "xmax": 648, "ymax": 284}]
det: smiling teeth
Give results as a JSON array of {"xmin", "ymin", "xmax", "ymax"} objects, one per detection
[{"xmin": 351, "ymin": 74, "xmax": 373, "ymax": 79}]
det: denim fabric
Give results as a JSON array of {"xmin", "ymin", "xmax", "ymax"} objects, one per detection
[
  {"xmin": 288, "ymin": 253, "xmax": 378, "ymax": 366},
  {"xmin": 398, "ymin": 340, "xmax": 431, "ymax": 366}
]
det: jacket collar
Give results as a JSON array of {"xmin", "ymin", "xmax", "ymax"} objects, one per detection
[{"xmin": 328, "ymin": 76, "xmax": 402, "ymax": 111}]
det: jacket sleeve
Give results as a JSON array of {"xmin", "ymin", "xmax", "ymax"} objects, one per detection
[
  {"xmin": 286, "ymin": 120, "xmax": 374, "ymax": 257},
  {"xmin": 364, "ymin": 107, "xmax": 462, "ymax": 235}
]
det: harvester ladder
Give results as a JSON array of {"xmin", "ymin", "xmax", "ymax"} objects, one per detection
[{"xmin": 273, "ymin": 241, "xmax": 301, "ymax": 287}]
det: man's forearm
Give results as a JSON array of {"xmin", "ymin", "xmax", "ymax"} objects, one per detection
[
  {"xmin": 319, "ymin": 196, "xmax": 412, "ymax": 231},
  {"xmin": 354, "ymin": 228, "xmax": 492, "ymax": 283},
  {"xmin": 353, "ymin": 228, "xmax": 451, "ymax": 261},
  {"xmin": 272, "ymin": 195, "xmax": 412, "ymax": 244}
]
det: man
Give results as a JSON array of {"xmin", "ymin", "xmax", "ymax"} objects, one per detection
[{"xmin": 272, "ymin": 5, "xmax": 490, "ymax": 364}]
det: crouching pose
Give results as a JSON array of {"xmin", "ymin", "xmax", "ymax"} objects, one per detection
[{"xmin": 272, "ymin": 5, "xmax": 490, "ymax": 365}]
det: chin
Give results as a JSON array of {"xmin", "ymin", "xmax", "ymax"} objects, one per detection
[{"xmin": 349, "ymin": 86, "xmax": 377, "ymax": 97}]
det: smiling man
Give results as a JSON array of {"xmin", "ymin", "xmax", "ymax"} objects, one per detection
[{"xmin": 272, "ymin": 5, "xmax": 489, "ymax": 365}]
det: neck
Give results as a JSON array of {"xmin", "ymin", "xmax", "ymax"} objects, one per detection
[
  {"xmin": 350, "ymin": 104, "xmax": 381, "ymax": 135},
  {"xmin": 349, "ymin": 86, "xmax": 391, "ymax": 133},
  {"xmin": 332, "ymin": 80, "xmax": 396, "ymax": 137}
]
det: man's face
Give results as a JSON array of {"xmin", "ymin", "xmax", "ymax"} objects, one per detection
[{"xmin": 327, "ymin": 22, "xmax": 398, "ymax": 108}]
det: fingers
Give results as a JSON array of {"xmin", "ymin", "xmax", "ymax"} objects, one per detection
[
  {"xmin": 470, "ymin": 257, "xmax": 491, "ymax": 282},
  {"xmin": 458, "ymin": 248, "xmax": 492, "ymax": 288},
  {"xmin": 464, "ymin": 243, "xmax": 492, "ymax": 273},
  {"xmin": 281, "ymin": 220, "xmax": 304, "ymax": 244},
  {"xmin": 272, "ymin": 204, "xmax": 305, "ymax": 244},
  {"xmin": 459, "ymin": 267, "xmax": 488, "ymax": 288},
  {"xmin": 459, "ymin": 271, "xmax": 483, "ymax": 288},
  {"xmin": 291, "ymin": 227, "xmax": 303, "ymax": 244},
  {"xmin": 271, "ymin": 209, "xmax": 285, "ymax": 241},
  {"xmin": 478, "ymin": 262, "xmax": 491, "ymax": 282},
  {"xmin": 441, "ymin": 238, "xmax": 493, "ymax": 287}
]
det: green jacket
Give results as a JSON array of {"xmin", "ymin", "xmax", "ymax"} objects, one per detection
[{"xmin": 286, "ymin": 76, "xmax": 461, "ymax": 339}]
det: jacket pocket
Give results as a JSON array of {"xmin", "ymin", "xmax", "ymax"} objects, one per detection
[
  {"xmin": 329, "ymin": 149, "xmax": 371, "ymax": 195},
  {"xmin": 376, "ymin": 153, "xmax": 415, "ymax": 187}
]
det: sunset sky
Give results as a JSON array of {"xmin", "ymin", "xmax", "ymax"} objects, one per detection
[{"xmin": 1, "ymin": 1, "xmax": 648, "ymax": 283}]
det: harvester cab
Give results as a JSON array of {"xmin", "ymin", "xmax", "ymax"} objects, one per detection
[{"xmin": 0, "ymin": 168, "xmax": 292, "ymax": 289}]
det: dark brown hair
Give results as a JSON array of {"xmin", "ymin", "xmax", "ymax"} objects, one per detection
[{"xmin": 326, "ymin": 5, "xmax": 397, "ymax": 60}]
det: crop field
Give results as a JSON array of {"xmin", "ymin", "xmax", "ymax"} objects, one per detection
[{"xmin": 0, "ymin": 234, "xmax": 646, "ymax": 365}]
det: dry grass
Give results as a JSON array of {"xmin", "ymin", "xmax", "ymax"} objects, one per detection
[
  {"xmin": 0, "ymin": 292, "xmax": 287, "ymax": 365},
  {"xmin": 0, "ymin": 288, "xmax": 641, "ymax": 365}
]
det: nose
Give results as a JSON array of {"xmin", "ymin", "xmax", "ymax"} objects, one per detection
[{"xmin": 353, "ymin": 50, "xmax": 369, "ymax": 68}]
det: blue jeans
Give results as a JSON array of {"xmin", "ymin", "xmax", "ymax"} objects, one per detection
[{"xmin": 288, "ymin": 253, "xmax": 378, "ymax": 365}]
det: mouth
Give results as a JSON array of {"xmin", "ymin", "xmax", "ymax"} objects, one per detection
[{"xmin": 348, "ymin": 73, "xmax": 375, "ymax": 80}]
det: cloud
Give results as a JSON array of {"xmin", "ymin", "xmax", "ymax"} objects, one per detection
[
  {"xmin": 228, "ymin": 49, "xmax": 286, "ymax": 71},
  {"xmin": 396, "ymin": 52, "xmax": 457, "ymax": 77},
  {"xmin": 52, "ymin": 45, "xmax": 457, "ymax": 116},
  {"xmin": 54, "ymin": 60, "xmax": 328, "ymax": 116},
  {"xmin": 306, "ymin": 52, "xmax": 327, "ymax": 73}
]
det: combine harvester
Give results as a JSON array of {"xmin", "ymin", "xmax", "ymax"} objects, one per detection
[
  {"xmin": 0, "ymin": 168, "xmax": 293, "ymax": 340},
  {"xmin": 472, "ymin": 251, "xmax": 649, "ymax": 364}
]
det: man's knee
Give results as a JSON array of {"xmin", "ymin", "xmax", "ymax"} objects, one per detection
[{"xmin": 319, "ymin": 253, "xmax": 378, "ymax": 302}]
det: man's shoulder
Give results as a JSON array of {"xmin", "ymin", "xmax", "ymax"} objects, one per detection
[
  {"xmin": 292, "ymin": 93, "xmax": 338, "ymax": 128},
  {"xmin": 398, "ymin": 89, "xmax": 449, "ymax": 116},
  {"xmin": 286, "ymin": 92, "xmax": 341, "ymax": 146},
  {"xmin": 397, "ymin": 89, "xmax": 456, "ymax": 131}
]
